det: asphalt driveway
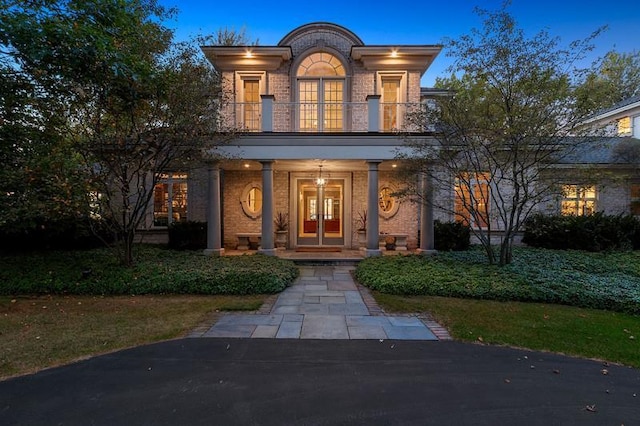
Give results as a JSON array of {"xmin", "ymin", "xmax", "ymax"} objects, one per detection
[{"xmin": 1, "ymin": 339, "xmax": 639, "ymax": 425}]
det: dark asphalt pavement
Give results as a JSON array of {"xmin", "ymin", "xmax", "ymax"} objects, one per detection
[{"xmin": 1, "ymin": 339, "xmax": 639, "ymax": 425}]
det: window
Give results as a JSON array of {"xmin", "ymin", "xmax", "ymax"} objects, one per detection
[
  {"xmin": 296, "ymin": 52, "xmax": 345, "ymax": 132},
  {"xmin": 560, "ymin": 185, "xmax": 596, "ymax": 216},
  {"xmin": 382, "ymin": 78, "xmax": 400, "ymax": 131},
  {"xmin": 454, "ymin": 173, "xmax": 490, "ymax": 228},
  {"xmin": 153, "ymin": 173, "xmax": 188, "ymax": 226},
  {"xmin": 236, "ymin": 72, "xmax": 265, "ymax": 131},
  {"xmin": 377, "ymin": 72, "xmax": 407, "ymax": 132},
  {"xmin": 240, "ymin": 182, "xmax": 262, "ymax": 219},
  {"xmin": 630, "ymin": 184, "xmax": 640, "ymax": 216},
  {"xmin": 243, "ymin": 79, "xmax": 260, "ymax": 131},
  {"xmin": 618, "ymin": 117, "xmax": 632, "ymax": 136}
]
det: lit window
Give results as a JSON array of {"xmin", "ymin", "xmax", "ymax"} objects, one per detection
[
  {"xmin": 382, "ymin": 78, "xmax": 400, "ymax": 131},
  {"xmin": 153, "ymin": 173, "xmax": 188, "ymax": 226},
  {"xmin": 618, "ymin": 117, "xmax": 632, "ymax": 136},
  {"xmin": 560, "ymin": 185, "xmax": 596, "ymax": 216},
  {"xmin": 630, "ymin": 184, "xmax": 640, "ymax": 216},
  {"xmin": 242, "ymin": 80, "xmax": 260, "ymax": 131},
  {"xmin": 297, "ymin": 52, "xmax": 345, "ymax": 132},
  {"xmin": 454, "ymin": 173, "xmax": 490, "ymax": 228}
]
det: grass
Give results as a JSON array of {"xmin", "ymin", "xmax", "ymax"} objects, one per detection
[
  {"xmin": 374, "ymin": 293, "xmax": 640, "ymax": 368},
  {"xmin": 0, "ymin": 294, "xmax": 267, "ymax": 380},
  {"xmin": 357, "ymin": 247, "xmax": 640, "ymax": 367}
]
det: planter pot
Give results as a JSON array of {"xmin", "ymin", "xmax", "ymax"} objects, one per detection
[
  {"xmin": 357, "ymin": 230, "xmax": 367, "ymax": 250},
  {"xmin": 275, "ymin": 230, "xmax": 288, "ymax": 249}
]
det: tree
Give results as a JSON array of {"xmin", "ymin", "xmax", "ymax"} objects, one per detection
[
  {"xmin": 1, "ymin": 0, "xmax": 225, "ymax": 265},
  {"xmin": 404, "ymin": 4, "xmax": 606, "ymax": 265},
  {"xmin": 0, "ymin": 2, "xmax": 94, "ymax": 233},
  {"xmin": 577, "ymin": 50, "xmax": 640, "ymax": 110}
]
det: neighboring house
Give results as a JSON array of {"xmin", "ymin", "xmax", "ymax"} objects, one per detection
[
  {"xmin": 582, "ymin": 95, "xmax": 640, "ymax": 138},
  {"xmin": 142, "ymin": 23, "xmax": 640, "ymax": 252}
]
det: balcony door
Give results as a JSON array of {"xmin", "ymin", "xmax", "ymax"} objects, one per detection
[{"xmin": 297, "ymin": 52, "xmax": 346, "ymax": 132}]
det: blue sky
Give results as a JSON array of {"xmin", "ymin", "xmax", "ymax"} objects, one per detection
[{"xmin": 159, "ymin": 0, "xmax": 639, "ymax": 87}]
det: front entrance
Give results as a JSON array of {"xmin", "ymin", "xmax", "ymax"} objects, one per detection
[{"xmin": 293, "ymin": 173, "xmax": 350, "ymax": 248}]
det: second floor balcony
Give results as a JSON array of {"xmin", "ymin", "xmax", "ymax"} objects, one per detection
[{"xmin": 224, "ymin": 96, "xmax": 425, "ymax": 133}]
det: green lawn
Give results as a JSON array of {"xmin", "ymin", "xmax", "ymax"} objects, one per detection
[
  {"xmin": 375, "ymin": 293, "xmax": 640, "ymax": 368},
  {"xmin": 356, "ymin": 247, "xmax": 640, "ymax": 368}
]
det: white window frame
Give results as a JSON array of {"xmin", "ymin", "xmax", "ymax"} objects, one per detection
[
  {"xmin": 377, "ymin": 71, "xmax": 407, "ymax": 131},
  {"xmin": 236, "ymin": 72, "xmax": 266, "ymax": 131},
  {"xmin": 153, "ymin": 173, "xmax": 188, "ymax": 227},
  {"xmin": 618, "ymin": 116, "xmax": 632, "ymax": 136},
  {"xmin": 560, "ymin": 184, "xmax": 597, "ymax": 216}
]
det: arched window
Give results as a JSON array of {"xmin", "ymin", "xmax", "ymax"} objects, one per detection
[{"xmin": 296, "ymin": 53, "xmax": 345, "ymax": 132}]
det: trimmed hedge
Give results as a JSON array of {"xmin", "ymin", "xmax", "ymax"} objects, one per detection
[
  {"xmin": 434, "ymin": 220, "xmax": 470, "ymax": 251},
  {"xmin": 0, "ymin": 247, "xmax": 299, "ymax": 295},
  {"xmin": 354, "ymin": 248, "xmax": 640, "ymax": 314},
  {"xmin": 0, "ymin": 217, "xmax": 111, "ymax": 253},
  {"xmin": 168, "ymin": 221, "xmax": 207, "ymax": 250},
  {"xmin": 523, "ymin": 213, "xmax": 640, "ymax": 251}
]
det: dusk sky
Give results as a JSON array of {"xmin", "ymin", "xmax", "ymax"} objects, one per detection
[{"xmin": 159, "ymin": 0, "xmax": 639, "ymax": 87}]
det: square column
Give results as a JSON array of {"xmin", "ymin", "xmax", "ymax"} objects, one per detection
[
  {"xmin": 204, "ymin": 162, "xmax": 224, "ymax": 256},
  {"xmin": 366, "ymin": 161, "xmax": 382, "ymax": 257},
  {"xmin": 259, "ymin": 160, "xmax": 276, "ymax": 256}
]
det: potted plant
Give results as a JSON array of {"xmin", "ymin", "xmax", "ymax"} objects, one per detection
[
  {"xmin": 274, "ymin": 211, "xmax": 289, "ymax": 249},
  {"xmin": 356, "ymin": 210, "xmax": 367, "ymax": 249}
]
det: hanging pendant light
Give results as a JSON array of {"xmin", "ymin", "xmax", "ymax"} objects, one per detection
[{"xmin": 316, "ymin": 165, "xmax": 326, "ymax": 187}]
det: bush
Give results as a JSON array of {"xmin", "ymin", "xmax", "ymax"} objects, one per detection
[
  {"xmin": 434, "ymin": 220, "xmax": 470, "ymax": 251},
  {"xmin": 523, "ymin": 213, "xmax": 640, "ymax": 251},
  {"xmin": 0, "ymin": 217, "xmax": 111, "ymax": 253},
  {"xmin": 0, "ymin": 247, "xmax": 299, "ymax": 295},
  {"xmin": 168, "ymin": 221, "xmax": 207, "ymax": 250},
  {"xmin": 354, "ymin": 248, "xmax": 640, "ymax": 314}
]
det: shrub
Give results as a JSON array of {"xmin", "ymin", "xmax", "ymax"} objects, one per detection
[
  {"xmin": 434, "ymin": 220, "xmax": 470, "ymax": 251},
  {"xmin": 523, "ymin": 213, "xmax": 640, "ymax": 251},
  {"xmin": 0, "ymin": 217, "xmax": 111, "ymax": 253},
  {"xmin": 168, "ymin": 221, "xmax": 207, "ymax": 250},
  {"xmin": 354, "ymin": 248, "xmax": 640, "ymax": 314},
  {"xmin": 0, "ymin": 247, "xmax": 299, "ymax": 296}
]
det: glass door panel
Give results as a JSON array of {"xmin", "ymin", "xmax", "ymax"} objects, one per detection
[
  {"xmin": 299, "ymin": 81, "xmax": 318, "ymax": 131},
  {"xmin": 323, "ymin": 80, "xmax": 343, "ymax": 131},
  {"xmin": 322, "ymin": 183, "xmax": 343, "ymax": 243},
  {"xmin": 296, "ymin": 179, "xmax": 344, "ymax": 246}
]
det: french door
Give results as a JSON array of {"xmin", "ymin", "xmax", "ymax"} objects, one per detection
[
  {"xmin": 298, "ymin": 79, "xmax": 344, "ymax": 132},
  {"xmin": 296, "ymin": 178, "xmax": 345, "ymax": 246}
]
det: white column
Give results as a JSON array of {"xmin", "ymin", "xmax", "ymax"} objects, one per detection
[
  {"xmin": 366, "ymin": 160, "xmax": 382, "ymax": 257},
  {"xmin": 259, "ymin": 160, "xmax": 276, "ymax": 256},
  {"xmin": 417, "ymin": 171, "xmax": 436, "ymax": 255},
  {"xmin": 204, "ymin": 162, "xmax": 224, "ymax": 256}
]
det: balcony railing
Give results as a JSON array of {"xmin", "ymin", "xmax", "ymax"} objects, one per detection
[{"xmin": 223, "ymin": 97, "xmax": 424, "ymax": 133}]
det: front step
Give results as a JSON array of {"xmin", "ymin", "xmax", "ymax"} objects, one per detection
[{"xmin": 290, "ymin": 258, "xmax": 362, "ymax": 266}]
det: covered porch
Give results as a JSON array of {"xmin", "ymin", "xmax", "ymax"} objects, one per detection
[{"xmin": 203, "ymin": 142, "xmax": 437, "ymax": 257}]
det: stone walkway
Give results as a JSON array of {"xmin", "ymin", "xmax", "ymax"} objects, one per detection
[{"xmin": 194, "ymin": 265, "xmax": 450, "ymax": 340}]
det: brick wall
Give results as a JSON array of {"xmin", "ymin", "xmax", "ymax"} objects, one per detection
[{"xmin": 220, "ymin": 169, "xmax": 291, "ymax": 249}]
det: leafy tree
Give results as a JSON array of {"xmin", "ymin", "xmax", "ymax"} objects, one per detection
[
  {"xmin": 1, "ymin": 0, "xmax": 225, "ymax": 265},
  {"xmin": 404, "ymin": 4, "xmax": 606, "ymax": 265},
  {"xmin": 577, "ymin": 50, "xmax": 640, "ymax": 110}
]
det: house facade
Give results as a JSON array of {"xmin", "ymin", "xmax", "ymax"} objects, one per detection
[
  {"xmin": 144, "ymin": 23, "xmax": 640, "ymax": 252},
  {"xmin": 191, "ymin": 22, "xmax": 442, "ymax": 255}
]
